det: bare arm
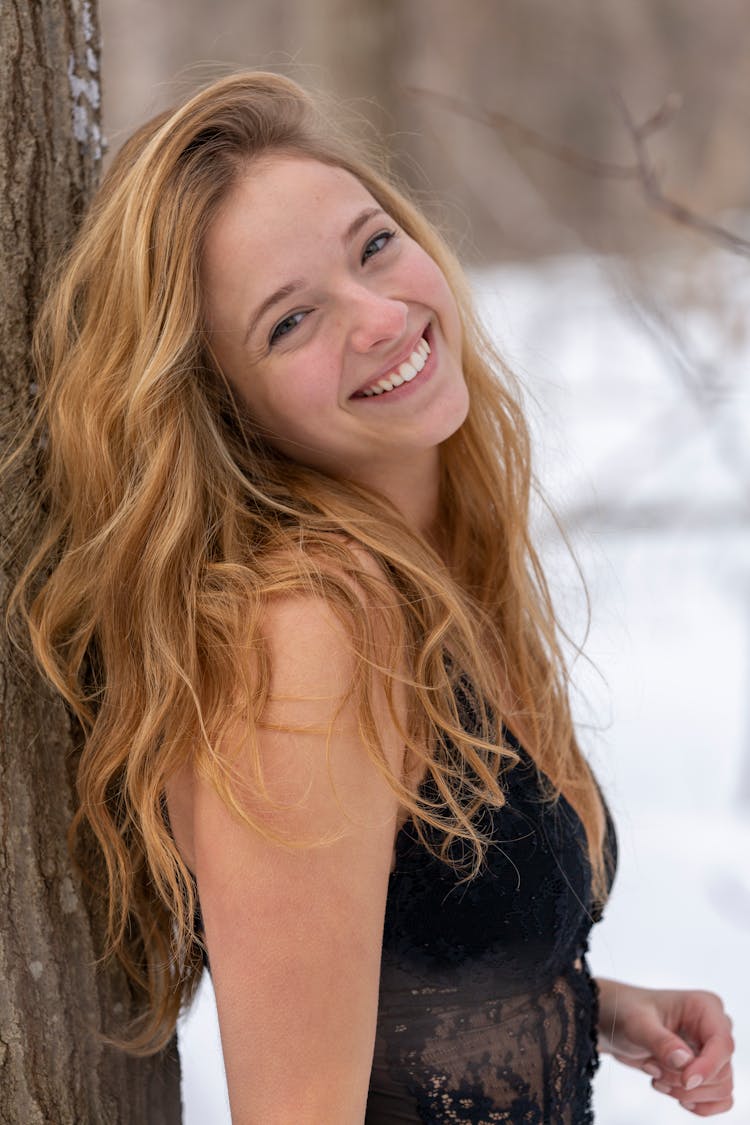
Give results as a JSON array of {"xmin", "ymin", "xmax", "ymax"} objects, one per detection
[{"xmin": 190, "ymin": 593, "xmax": 405, "ymax": 1125}]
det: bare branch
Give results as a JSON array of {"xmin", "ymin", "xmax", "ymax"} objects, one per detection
[
  {"xmin": 408, "ymin": 85, "xmax": 750, "ymax": 258},
  {"xmin": 611, "ymin": 89, "xmax": 750, "ymax": 257},
  {"xmin": 405, "ymin": 85, "xmax": 638, "ymax": 181},
  {"xmin": 637, "ymin": 91, "xmax": 683, "ymax": 140}
]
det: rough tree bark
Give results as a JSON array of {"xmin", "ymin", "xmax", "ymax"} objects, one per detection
[{"xmin": 0, "ymin": 2, "xmax": 182, "ymax": 1122}]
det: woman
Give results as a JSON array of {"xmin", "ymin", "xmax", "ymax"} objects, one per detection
[{"xmin": 12, "ymin": 72, "xmax": 733, "ymax": 1122}]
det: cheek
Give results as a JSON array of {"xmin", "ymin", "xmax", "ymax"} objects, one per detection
[
  {"xmin": 252, "ymin": 357, "xmax": 334, "ymax": 434},
  {"xmin": 410, "ymin": 252, "xmax": 460, "ymax": 330}
]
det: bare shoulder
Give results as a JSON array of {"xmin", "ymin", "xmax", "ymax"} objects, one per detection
[
  {"xmin": 165, "ymin": 544, "xmax": 406, "ymax": 870},
  {"xmin": 260, "ymin": 540, "xmax": 402, "ymax": 699},
  {"xmin": 260, "ymin": 580, "xmax": 358, "ymax": 697}
]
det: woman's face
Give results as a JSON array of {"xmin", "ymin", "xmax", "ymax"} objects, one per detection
[{"xmin": 201, "ymin": 155, "xmax": 468, "ymax": 504}]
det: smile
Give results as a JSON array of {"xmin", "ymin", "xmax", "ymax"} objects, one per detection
[{"xmin": 353, "ymin": 336, "xmax": 431, "ymax": 398}]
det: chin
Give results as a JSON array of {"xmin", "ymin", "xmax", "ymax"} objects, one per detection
[{"xmin": 434, "ymin": 380, "xmax": 471, "ymax": 444}]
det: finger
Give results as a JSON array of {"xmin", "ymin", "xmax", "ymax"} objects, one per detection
[
  {"xmin": 682, "ymin": 1030, "xmax": 735, "ymax": 1089},
  {"xmin": 621, "ymin": 1010, "xmax": 697, "ymax": 1076},
  {"xmin": 653, "ymin": 1061, "xmax": 732, "ymax": 1094},
  {"xmin": 677, "ymin": 992, "xmax": 733, "ymax": 1066},
  {"xmin": 678, "ymin": 1076, "xmax": 734, "ymax": 1106},
  {"xmin": 652, "ymin": 1071, "xmax": 733, "ymax": 1108},
  {"xmin": 688, "ymin": 1096, "xmax": 734, "ymax": 1117},
  {"xmin": 655, "ymin": 1038, "xmax": 696, "ymax": 1074},
  {"xmin": 681, "ymin": 1060, "xmax": 732, "ymax": 1094}
]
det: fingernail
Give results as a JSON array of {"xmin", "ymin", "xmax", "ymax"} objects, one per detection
[
  {"xmin": 684, "ymin": 1074, "xmax": 703, "ymax": 1091},
  {"xmin": 653, "ymin": 1080, "xmax": 672, "ymax": 1094},
  {"xmin": 644, "ymin": 1063, "xmax": 662, "ymax": 1079},
  {"xmin": 667, "ymin": 1048, "xmax": 693, "ymax": 1069},
  {"xmin": 683, "ymin": 1104, "xmax": 696, "ymax": 1112}
]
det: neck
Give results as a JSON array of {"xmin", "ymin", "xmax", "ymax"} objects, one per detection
[{"xmin": 361, "ymin": 448, "xmax": 441, "ymax": 538}]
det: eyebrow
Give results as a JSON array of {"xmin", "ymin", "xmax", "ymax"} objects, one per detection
[
  {"xmin": 344, "ymin": 206, "xmax": 386, "ymax": 243},
  {"xmin": 244, "ymin": 280, "xmax": 305, "ymax": 344},
  {"xmin": 243, "ymin": 206, "xmax": 388, "ymax": 344}
]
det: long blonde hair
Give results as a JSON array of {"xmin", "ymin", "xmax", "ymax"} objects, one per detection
[{"xmin": 9, "ymin": 72, "xmax": 609, "ymax": 1052}]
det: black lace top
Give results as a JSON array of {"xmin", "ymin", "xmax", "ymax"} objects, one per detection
[{"xmin": 366, "ymin": 727, "xmax": 617, "ymax": 1125}]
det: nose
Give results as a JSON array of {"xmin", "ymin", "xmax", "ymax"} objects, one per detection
[{"xmin": 346, "ymin": 286, "xmax": 409, "ymax": 353}]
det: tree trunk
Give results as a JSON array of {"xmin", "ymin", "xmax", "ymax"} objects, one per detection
[{"xmin": 0, "ymin": 3, "xmax": 182, "ymax": 1122}]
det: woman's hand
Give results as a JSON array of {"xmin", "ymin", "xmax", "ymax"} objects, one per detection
[{"xmin": 596, "ymin": 978, "xmax": 734, "ymax": 1116}]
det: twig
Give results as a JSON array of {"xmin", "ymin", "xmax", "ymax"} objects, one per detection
[
  {"xmin": 407, "ymin": 85, "xmax": 750, "ymax": 258},
  {"xmin": 405, "ymin": 86, "xmax": 638, "ymax": 181},
  {"xmin": 612, "ymin": 89, "xmax": 750, "ymax": 257}
]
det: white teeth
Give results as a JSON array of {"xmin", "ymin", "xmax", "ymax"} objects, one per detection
[{"xmin": 359, "ymin": 335, "xmax": 431, "ymax": 397}]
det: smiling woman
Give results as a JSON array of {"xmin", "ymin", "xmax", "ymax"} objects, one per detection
[{"xmin": 8, "ymin": 72, "xmax": 734, "ymax": 1123}]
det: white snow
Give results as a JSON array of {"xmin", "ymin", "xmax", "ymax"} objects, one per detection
[{"xmin": 178, "ymin": 250, "xmax": 750, "ymax": 1123}]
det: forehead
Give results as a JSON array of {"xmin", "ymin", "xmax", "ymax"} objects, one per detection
[{"xmin": 208, "ymin": 157, "xmax": 378, "ymax": 257}]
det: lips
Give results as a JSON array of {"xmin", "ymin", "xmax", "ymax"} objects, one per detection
[{"xmin": 351, "ymin": 328, "xmax": 432, "ymax": 398}]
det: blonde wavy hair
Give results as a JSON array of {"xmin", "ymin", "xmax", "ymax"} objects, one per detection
[{"xmin": 9, "ymin": 71, "xmax": 609, "ymax": 1052}]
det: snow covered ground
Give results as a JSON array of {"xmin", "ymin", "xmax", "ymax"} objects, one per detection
[{"xmin": 178, "ymin": 252, "xmax": 750, "ymax": 1123}]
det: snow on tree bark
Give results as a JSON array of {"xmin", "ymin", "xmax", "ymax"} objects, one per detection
[{"xmin": 0, "ymin": 2, "xmax": 181, "ymax": 1121}]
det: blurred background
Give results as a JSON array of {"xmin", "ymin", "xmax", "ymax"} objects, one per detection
[{"xmin": 99, "ymin": 1, "xmax": 749, "ymax": 1121}]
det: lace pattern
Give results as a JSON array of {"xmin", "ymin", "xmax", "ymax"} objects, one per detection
[{"xmin": 366, "ymin": 728, "xmax": 616, "ymax": 1124}]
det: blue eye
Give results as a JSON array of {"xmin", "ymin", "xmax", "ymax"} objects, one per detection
[
  {"xmin": 269, "ymin": 310, "xmax": 306, "ymax": 346},
  {"xmin": 362, "ymin": 229, "xmax": 395, "ymax": 263}
]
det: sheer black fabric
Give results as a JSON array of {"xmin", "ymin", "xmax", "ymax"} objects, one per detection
[
  {"xmin": 190, "ymin": 698, "xmax": 616, "ymax": 1123},
  {"xmin": 366, "ymin": 727, "xmax": 617, "ymax": 1125}
]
